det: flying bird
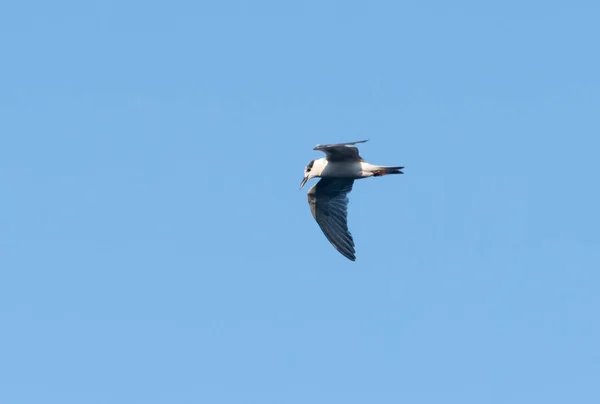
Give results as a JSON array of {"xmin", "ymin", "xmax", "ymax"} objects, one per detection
[{"xmin": 300, "ymin": 140, "xmax": 404, "ymax": 261}]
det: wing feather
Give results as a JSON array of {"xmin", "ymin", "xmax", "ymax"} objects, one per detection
[
  {"xmin": 307, "ymin": 178, "xmax": 356, "ymax": 261},
  {"xmin": 313, "ymin": 140, "xmax": 368, "ymax": 162}
]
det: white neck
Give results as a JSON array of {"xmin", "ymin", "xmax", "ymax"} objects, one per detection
[{"xmin": 311, "ymin": 158, "xmax": 328, "ymax": 176}]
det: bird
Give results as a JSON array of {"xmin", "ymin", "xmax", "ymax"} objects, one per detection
[{"xmin": 299, "ymin": 140, "xmax": 404, "ymax": 261}]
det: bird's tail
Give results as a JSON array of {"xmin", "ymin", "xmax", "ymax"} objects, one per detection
[{"xmin": 371, "ymin": 165, "xmax": 404, "ymax": 176}]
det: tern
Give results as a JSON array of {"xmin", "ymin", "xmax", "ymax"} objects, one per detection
[{"xmin": 300, "ymin": 140, "xmax": 404, "ymax": 261}]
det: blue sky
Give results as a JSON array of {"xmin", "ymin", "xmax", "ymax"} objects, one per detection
[{"xmin": 1, "ymin": 1, "xmax": 599, "ymax": 403}]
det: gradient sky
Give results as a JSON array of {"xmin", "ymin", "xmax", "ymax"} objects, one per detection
[{"xmin": 2, "ymin": 1, "xmax": 599, "ymax": 403}]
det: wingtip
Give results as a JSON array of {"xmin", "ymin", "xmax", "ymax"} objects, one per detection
[
  {"xmin": 340, "ymin": 253, "xmax": 356, "ymax": 261},
  {"xmin": 313, "ymin": 139, "xmax": 370, "ymax": 150},
  {"xmin": 341, "ymin": 250, "xmax": 356, "ymax": 261}
]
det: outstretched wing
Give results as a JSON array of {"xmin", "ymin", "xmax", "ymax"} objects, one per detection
[
  {"xmin": 307, "ymin": 178, "xmax": 356, "ymax": 261},
  {"xmin": 313, "ymin": 139, "xmax": 368, "ymax": 162}
]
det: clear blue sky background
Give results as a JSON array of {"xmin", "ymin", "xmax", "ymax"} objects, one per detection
[{"xmin": 1, "ymin": 1, "xmax": 599, "ymax": 403}]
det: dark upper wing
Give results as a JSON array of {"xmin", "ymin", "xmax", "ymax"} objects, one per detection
[
  {"xmin": 307, "ymin": 178, "xmax": 356, "ymax": 261},
  {"xmin": 313, "ymin": 139, "xmax": 368, "ymax": 162}
]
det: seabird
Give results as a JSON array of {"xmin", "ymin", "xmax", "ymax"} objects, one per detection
[{"xmin": 300, "ymin": 140, "xmax": 404, "ymax": 261}]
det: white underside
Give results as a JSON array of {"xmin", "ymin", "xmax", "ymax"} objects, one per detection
[{"xmin": 320, "ymin": 161, "xmax": 379, "ymax": 179}]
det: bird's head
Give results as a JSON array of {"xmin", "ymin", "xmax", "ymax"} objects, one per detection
[{"xmin": 300, "ymin": 159, "xmax": 321, "ymax": 189}]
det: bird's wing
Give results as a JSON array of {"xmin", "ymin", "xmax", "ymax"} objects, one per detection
[
  {"xmin": 307, "ymin": 178, "xmax": 356, "ymax": 261},
  {"xmin": 313, "ymin": 139, "xmax": 368, "ymax": 162}
]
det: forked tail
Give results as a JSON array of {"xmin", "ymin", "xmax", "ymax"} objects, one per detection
[{"xmin": 372, "ymin": 165, "xmax": 404, "ymax": 176}]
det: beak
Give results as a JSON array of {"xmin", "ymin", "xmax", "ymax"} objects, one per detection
[{"xmin": 299, "ymin": 176, "xmax": 308, "ymax": 189}]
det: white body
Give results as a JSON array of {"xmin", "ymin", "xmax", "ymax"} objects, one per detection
[{"xmin": 311, "ymin": 158, "xmax": 381, "ymax": 179}]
